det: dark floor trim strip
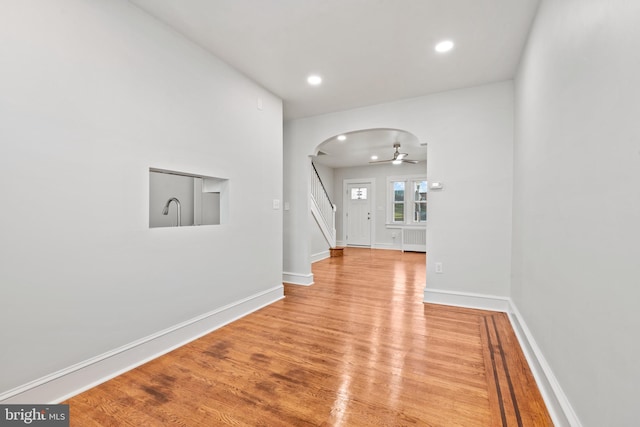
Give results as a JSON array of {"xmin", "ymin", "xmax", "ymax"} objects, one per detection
[
  {"xmin": 491, "ymin": 315, "xmax": 523, "ymax": 427},
  {"xmin": 484, "ymin": 316, "xmax": 508, "ymax": 427}
]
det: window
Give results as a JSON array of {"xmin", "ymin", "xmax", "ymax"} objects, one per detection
[
  {"xmin": 413, "ymin": 180, "xmax": 427, "ymax": 223},
  {"xmin": 388, "ymin": 176, "xmax": 427, "ymax": 224},
  {"xmin": 393, "ymin": 181, "xmax": 405, "ymax": 222}
]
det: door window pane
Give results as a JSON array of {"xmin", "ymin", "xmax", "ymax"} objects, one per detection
[{"xmin": 351, "ymin": 187, "xmax": 367, "ymax": 200}]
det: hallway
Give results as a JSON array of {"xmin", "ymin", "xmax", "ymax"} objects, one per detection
[{"xmin": 67, "ymin": 248, "xmax": 551, "ymax": 426}]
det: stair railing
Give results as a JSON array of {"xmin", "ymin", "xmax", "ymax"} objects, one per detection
[{"xmin": 310, "ymin": 162, "xmax": 336, "ymax": 247}]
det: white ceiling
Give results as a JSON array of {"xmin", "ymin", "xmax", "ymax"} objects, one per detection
[
  {"xmin": 129, "ymin": 0, "xmax": 540, "ymax": 120},
  {"xmin": 313, "ymin": 129, "xmax": 425, "ymax": 169}
]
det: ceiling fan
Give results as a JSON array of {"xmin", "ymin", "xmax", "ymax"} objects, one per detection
[{"xmin": 369, "ymin": 142, "xmax": 418, "ymax": 165}]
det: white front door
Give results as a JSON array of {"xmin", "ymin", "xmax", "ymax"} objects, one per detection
[{"xmin": 346, "ymin": 183, "xmax": 372, "ymax": 246}]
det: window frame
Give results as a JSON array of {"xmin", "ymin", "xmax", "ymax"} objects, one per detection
[{"xmin": 411, "ymin": 179, "xmax": 428, "ymax": 223}]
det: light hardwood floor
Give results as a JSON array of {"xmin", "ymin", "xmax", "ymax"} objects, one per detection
[{"xmin": 67, "ymin": 248, "xmax": 552, "ymax": 426}]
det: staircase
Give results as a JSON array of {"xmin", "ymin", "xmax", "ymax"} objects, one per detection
[{"xmin": 310, "ymin": 162, "xmax": 337, "ymax": 249}]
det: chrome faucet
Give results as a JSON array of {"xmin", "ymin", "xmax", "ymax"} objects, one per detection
[{"xmin": 162, "ymin": 197, "xmax": 181, "ymax": 227}]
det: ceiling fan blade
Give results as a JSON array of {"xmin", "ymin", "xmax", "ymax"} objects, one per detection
[{"xmin": 369, "ymin": 143, "xmax": 419, "ymax": 165}]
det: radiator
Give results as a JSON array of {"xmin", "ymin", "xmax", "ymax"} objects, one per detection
[{"xmin": 402, "ymin": 228, "xmax": 426, "ymax": 252}]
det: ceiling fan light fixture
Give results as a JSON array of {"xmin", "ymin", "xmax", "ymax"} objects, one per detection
[{"xmin": 368, "ymin": 142, "xmax": 415, "ymax": 165}]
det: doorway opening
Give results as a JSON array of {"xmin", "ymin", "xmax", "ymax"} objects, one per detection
[
  {"xmin": 344, "ymin": 180, "xmax": 374, "ymax": 247},
  {"xmin": 310, "ymin": 128, "xmax": 426, "ymax": 257}
]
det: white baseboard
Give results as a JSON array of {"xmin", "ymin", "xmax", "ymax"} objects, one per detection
[
  {"xmin": 0, "ymin": 285, "xmax": 284, "ymax": 404},
  {"xmin": 335, "ymin": 242, "xmax": 403, "ymax": 251},
  {"xmin": 401, "ymin": 244, "xmax": 426, "ymax": 253},
  {"xmin": 423, "ymin": 288, "xmax": 510, "ymax": 312},
  {"xmin": 422, "ymin": 287, "xmax": 581, "ymax": 427},
  {"xmin": 372, "ymin": 243, "xmax": 402, "ymax": 251},
  {"xmin": 282, "ymin": 271, "xmax": 314, "ymax": 286},
  {"xmin": 311, "ymin": 250, "xmax": 330, "ymax": 263},
  {"xmin": 508, "ymin": 301, "xmax": 582, "ymax": 427}
]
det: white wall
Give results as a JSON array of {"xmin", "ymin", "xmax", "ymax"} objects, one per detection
[
  {"xmin": 309, "ymin": 210, "xmax": 330, "ymax": 261},
  {"xmin": 284, "ymin": 81, "xmax": 514, "ymax": 296},
  {"xmin": 513, "ymin": 1, "xmax": 640, "ymax": 425},
  {"xmin": 0, "ymin": 0, "xmax": 282, "ymax": 397},
  {"xmin": 333, "ymin": 162, "xmax": 426, "ymax": 249}
]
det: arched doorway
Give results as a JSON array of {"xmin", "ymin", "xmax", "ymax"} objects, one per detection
[{"xmin": 309, "ymin": 128, "xmax": 426, "ymax": 258}]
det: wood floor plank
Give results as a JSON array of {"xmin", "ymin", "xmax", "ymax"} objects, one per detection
[{"xmin": 66, "ymin": 248, "xmax": 552, "ymax": 426}]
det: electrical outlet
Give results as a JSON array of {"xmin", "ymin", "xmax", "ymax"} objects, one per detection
[{"xmin": 435, "ymin": 262, "xmax": 443, "ymax": 273}]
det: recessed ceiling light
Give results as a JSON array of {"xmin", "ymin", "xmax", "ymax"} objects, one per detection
[
  {"xmin": 371, "ymin": 155, "xmax": 378, "ymax": 160},
  {"xmin": 337, "ymin": 135, "xmax": 346, "ymax": 141},
  {"xmin": 435, "ymin": 40, "xmax": 454, "ymax": 53},
  {"xmin": 307, "ymin": 74, "xmax": 322, "ymax": 86}
]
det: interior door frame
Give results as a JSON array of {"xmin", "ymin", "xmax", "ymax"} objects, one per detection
[{"xmin": 342, "ymin": 178, "xmax": 376, "ymax": 247}]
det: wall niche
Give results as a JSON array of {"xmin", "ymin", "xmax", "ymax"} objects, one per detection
[{"xmin": 149, "ymin": 168, "xmax": 228, "ymax": 228}]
